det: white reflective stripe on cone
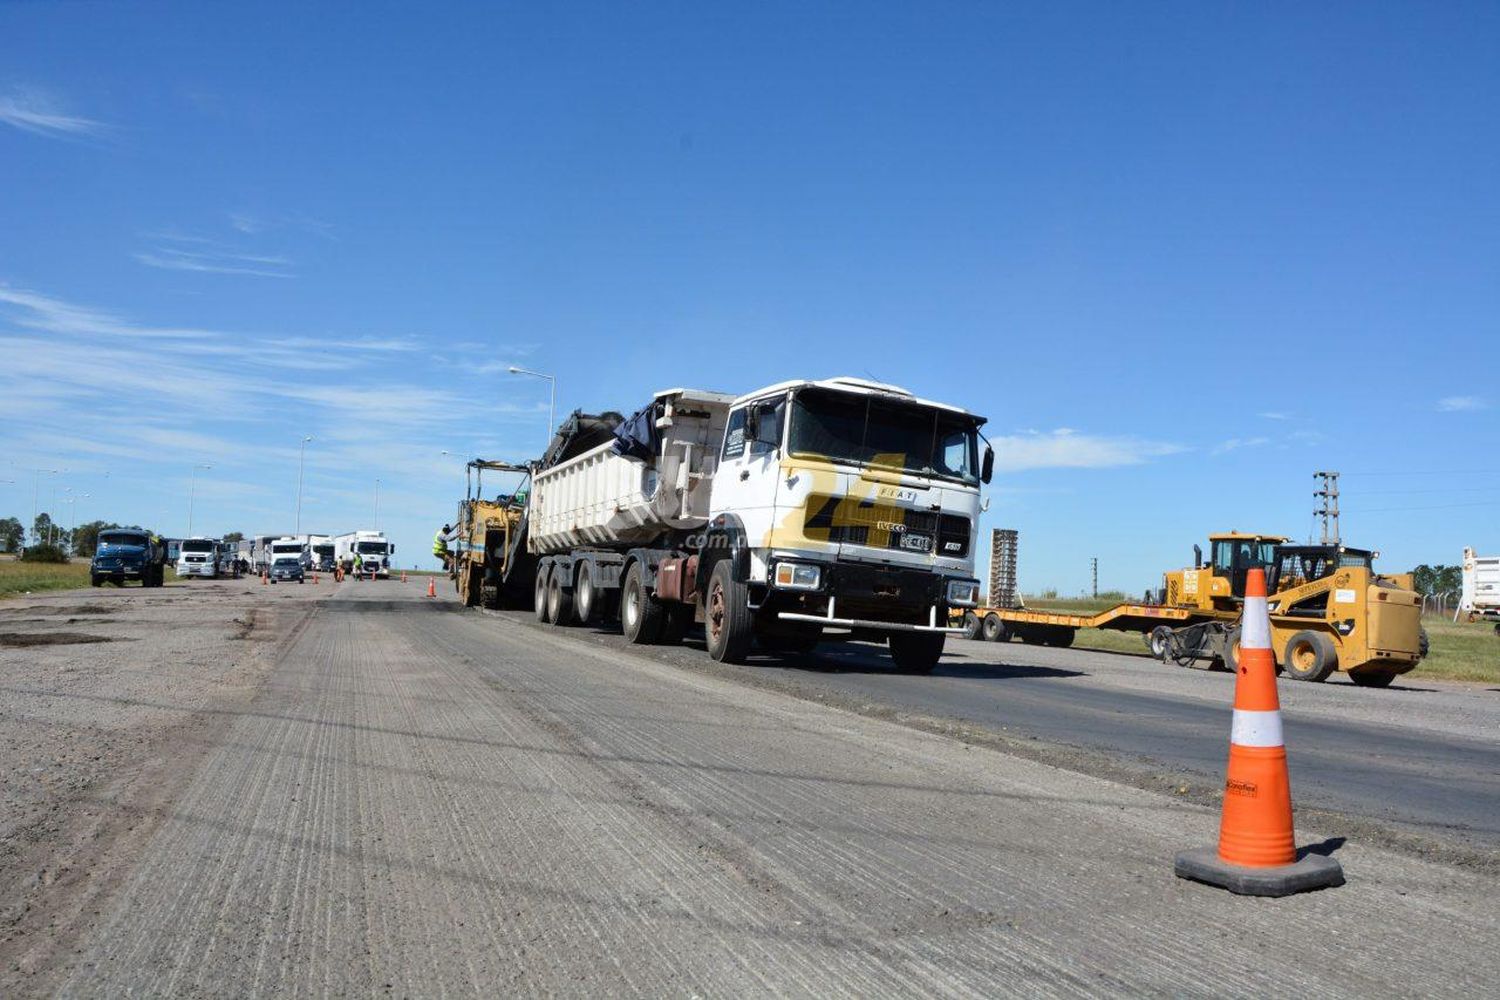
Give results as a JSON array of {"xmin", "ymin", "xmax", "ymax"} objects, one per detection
[
  {"xmin": 1241, "ymin": 595, "xmax": 1272, "ymax": 649},
  {"xmin": 1230, "ymin": 708, "xmax": 1284, "ymax": 748}
]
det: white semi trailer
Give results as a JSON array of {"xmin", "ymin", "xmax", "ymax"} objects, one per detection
[
  {"xmin": 1458, "ymin": 546, "xmax": 1500, "ymax": 633},
  {"xmin": 527, "ymin": 377, "xmax": 991, "ymax": 671}
]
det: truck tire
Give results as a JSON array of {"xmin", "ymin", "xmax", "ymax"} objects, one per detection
[
  {"xmin": 575, "ymin": 562, "xmax": 601, "ymax": 626},
  {"xmin": 621, "ymin": 561, "xmax": 664, "ymax": 645},
  {"xmin": 961, "ymin": 611, "xmax": 981, "ymax": 641},
  {"xmin": 91, "ymin": 575, "xmax": 101, "ymax": 587},
  {"xmin": 704, "ymin": 561, "xmax": 753, "ymax": 663},
  {"xmin": 1147, "ymin": 625, "xmax": 1172, "ymax": 660},
  {"xmin": 534, "ymin": 566, "xmax": 552, "ymax": 623},
  {"xmin": 547, "ymin": 570, "xmax": 573, "ymax": 626},
  {"xmin": 1419, "ymin": 627, "xmax": 1430, "ymax": 658},
  {"xmin": 1223, "ymin": 625, "xmax": 1242, "ymax": 672},
  {"xmin": 1283, "ymin": 630, "xmax": 1337, "ymax": 683},
  {"xmin": 463, "ymin": 567, "xmax": 482, "ymax": 608},
  {"xmin": 1349, "ymin": 669, "xmax": 1396, "ymax": 688},
  {"xmin": 889, "ymin": 631, "xmax": 945, "ymax": 674},
  {"xmin": 981, "ymin": 614, "xmax": 1008, "ymax": 643}
]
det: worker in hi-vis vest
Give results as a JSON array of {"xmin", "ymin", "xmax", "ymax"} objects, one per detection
[{"xmin": 434, "ymin": 525, "xmax": 452, "ymax": 571}]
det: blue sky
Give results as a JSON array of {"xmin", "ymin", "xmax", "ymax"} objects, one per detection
[{"xmin": 2, "ymin": 2, "xmax": 1496, "ymax": 590}]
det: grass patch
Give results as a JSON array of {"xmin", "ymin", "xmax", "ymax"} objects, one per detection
[
  {"xmin": 0, "ymin": 556, "xmax": 178, "ymax": 600},
  {"xmin": 1018, "ymin": 594, "xmax": 1499, "ymax": 684}
]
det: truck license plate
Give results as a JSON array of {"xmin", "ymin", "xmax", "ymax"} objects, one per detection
[{"xmin": 900, "ymin": 533, "xmax": 932, "ymax": 552}]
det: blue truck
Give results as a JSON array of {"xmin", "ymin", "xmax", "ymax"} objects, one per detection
[{"xmin": 91, "ymin": 528, "xmax": 170, "ymax": 588}]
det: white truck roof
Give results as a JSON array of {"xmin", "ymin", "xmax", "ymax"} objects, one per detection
[{"xmin": 729, "ymin": 375, "xmax": 984, "ymax": 421}]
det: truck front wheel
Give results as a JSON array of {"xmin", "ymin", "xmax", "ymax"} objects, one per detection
[
  {"xmin": 704, "ymin": 561, "xmax": 752, "ymax": 664},
  {"xmin": 889, "ymin": 632, "xmax": 945, "ymax": 674},
  {"xmin": 621, "ymin": 562, "xmax": 664, "ymax": 644}
]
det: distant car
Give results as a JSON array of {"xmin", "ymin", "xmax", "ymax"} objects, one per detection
[{"xmin": 269, "ymin": 557, "xmax": 305, "ymax": 584}]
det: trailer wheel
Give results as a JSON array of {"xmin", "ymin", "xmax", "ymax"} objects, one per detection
[
  {"xmin": 981, "ymin": 614, "xmax": 1007, "ymax": 643},
  {"xmin": 534, "ymin": 565, "xmax": 552, "ymax": 623},
  {"xmin": 1283, "ymin": 630, "xmax": 1337, "ymax": 683},
  {"xmin": 889, "ymin": 632, "xmax": 945, "ymax": 674},
  {"xmin": 621, "ymin": 562, "xmax": 664, "ymax": 645},
  {"xmin": 1147, "ymin": 626, "xmax": 1172, "ymax": 660},
  {"xmin": 1045, "ymin": 626, "xmax": 1075, "ymax": 648},
  {"xmin": 961, "ymin": 611, "xmax": 981, "ymax": 641},
  {"xmin": 547, "ymin": 570, "xmax": 573, "ymax": 625},
  {"xmin": 1349, "ymin": 669, "xmax": 1396, "ymax": 688},
  {"xmin": 575, "ymin": 562, "xmax": 601, "ymax": 626},
  {"xmin": 705, "ymin": 561, "xmax": 752, "ymax": 663}
]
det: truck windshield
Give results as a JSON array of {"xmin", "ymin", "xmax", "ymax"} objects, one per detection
[
  {"xmin": 182, "ymin": 540, "xmax": 215, "ymax": 553},
  {"xmin": 99, "ymin": 533, "xmax": 148, "ymax": 549},
  {"xmin": 356, "ymin": 542, "xmax": 387, "ymax": 554},
  {"xmin": 787, "ymin": 388, "xmax": 980, "ymax": 485}
]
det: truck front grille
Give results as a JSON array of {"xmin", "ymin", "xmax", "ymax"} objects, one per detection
[{"xmin": 803, "ymin": 494, "xmax": 969, "ymax": 558}]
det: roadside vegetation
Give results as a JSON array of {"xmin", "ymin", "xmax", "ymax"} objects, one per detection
[
  {"xmin": 1018, "ymin": 594, "xmax": 1497, "ymax": 685},
  {"xmin": 0, "ymin": 556, "xmax": 178, "ymax": 600}
]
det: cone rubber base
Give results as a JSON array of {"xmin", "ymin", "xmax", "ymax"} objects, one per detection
[{"xmin": 1174, "ymin": 848, "xmax": 1344, "ymax": 897}]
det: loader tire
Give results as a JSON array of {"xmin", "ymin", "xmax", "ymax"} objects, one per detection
[
  {"xmin": 1419, "ymin": 627, "xmax": 1430, "ymax": 658},
  {"xmin": 1283, "ymin": 630, "xmax": 1337, "ymax": 683}
]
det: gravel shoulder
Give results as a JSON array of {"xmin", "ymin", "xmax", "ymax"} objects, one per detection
[{"xmin": 0, "ymin": 577, "xmax": 325, "ymax": 990}]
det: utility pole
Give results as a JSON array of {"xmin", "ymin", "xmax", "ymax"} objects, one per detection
[
  {"xmin": 1313, "ymin": 470, "xmax": 1340, "ymax": 545},
  {"xmin": 1091, "ymin": 557, "xmax": 1098, "ymax": 598},
  {"xmin": 373, "ymin": 478, "xmax": 381, "ymax": 530},
  {"xmin": 295, "ymin": 436, "xmax": 314, "ymax": 534}
]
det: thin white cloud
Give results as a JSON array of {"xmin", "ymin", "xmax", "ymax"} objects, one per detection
[
  {"xmin": 230, "ymin": 211, "xmax": 334, "ymax": 240},
  {"xmin": 1211, "ymin": 436, "xmax": 1271, "ymax": 456},
  {"xmin": 0, "ymin": 87, "xmax": 104, "ymax": 138},
  {"xmin": 135, "ymin": 250, "xmax": 294, "ymax": 279},
  {"xmin": 0, "ymin": 286, "xmax": 217, "ymax": 340},
  {"xmin": 992, "ymin": 429, "xmax": 1186, "ymax": 472},
  {"xmin": 1437, "ymin": 396, "xmax": 1487, "ymax": 412},
  {"xmin": 1258, "ymin": 411, "xmax": 1290, "ymax": 421}
]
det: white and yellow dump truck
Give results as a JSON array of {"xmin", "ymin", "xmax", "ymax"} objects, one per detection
[{"xmin": 526, "ymin": 377, "xmax": 992, "ymax": 671}]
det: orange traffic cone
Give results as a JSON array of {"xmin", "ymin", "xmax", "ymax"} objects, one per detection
[
  {"xmin": 313, "ymin": 571, "xmax": 319, "ymax": 584},
  {"xmin": 261, "ymin": 570, "xmax": 268, "ymax": 586},
  {"xmin": 426, "ymin": 577, "xmax": 436, "ymax": 599},
  {"xmin": 401, "ymin": 570, "xmax": 407, "ymax": 583},
  {"xmin": 1175, "ymin": 568, "xmax": 1344, "ymax": 895}
]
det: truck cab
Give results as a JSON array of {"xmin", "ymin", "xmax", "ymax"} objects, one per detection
[
  {"xmin": 91, "ymin": 528, "xmax": 168, "ymax": 588},
  {"xmin": 703, "ymin": 377, "xmax": 989, "ymax": 668},
  {"xmin": 176, "ymin": 537, "xmax": 221, "ymax": 579}
]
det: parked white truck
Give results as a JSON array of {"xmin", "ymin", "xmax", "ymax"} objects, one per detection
[
  {"xmin": 527, "ymin": 377, "xmax": 991, "ymax": 671},
  {"xmin": 1458, "ymin": 546, "xmax": 1500, "ymax": 633},
  {"xmin": 270, "ymin": 535, "xmax": 311, "ymax": 570},
  {"xmin": 176, "ymin": 536, "xmax": 224, "ymax": 579},
  {"xmin": 336, "ymin": 530, "xmax": 394, "ymax": 578}
]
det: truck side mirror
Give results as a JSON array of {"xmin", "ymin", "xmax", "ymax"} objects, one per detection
[
  {"xmin": 981, "ymin": 445, "xmax": 994, "ymax": 484},
  {"xmin": 1193, "ymin": 544, "xmax": 1202, "ymax": 569}
]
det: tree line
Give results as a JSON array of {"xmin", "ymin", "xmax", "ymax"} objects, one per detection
[{"xmin": 0, "ymin": 516, "xmax": 244, "ymax": 559}]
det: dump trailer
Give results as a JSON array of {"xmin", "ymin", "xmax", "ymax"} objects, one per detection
[
  {"xmin": 962, "ymin": 529, "xmax": 1425, "ymax": 686},
  {"xmin": 449, "ymin": 459, "xmax": 534, "ymax": 608},
  {"xmin": 527, "ymin": 377, "xmax": 992, "ymax": 671},
  {"xmin": 1458, "ymin": 546, "xmax": 1500, "ymax": 633}
]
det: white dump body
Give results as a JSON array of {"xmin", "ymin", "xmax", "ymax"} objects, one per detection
[
  {"xmin": 1460, "ymin": 547, "xmax": 1500, "ymax": 620},
  {"xmin": 529, "ymin": 388, "xmax": 736, "ymax": 554}
]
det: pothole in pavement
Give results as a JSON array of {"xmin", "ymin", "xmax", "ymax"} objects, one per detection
[{"xmin": 0, "ymin": 632, "xmax": 120, "ymax": 648}]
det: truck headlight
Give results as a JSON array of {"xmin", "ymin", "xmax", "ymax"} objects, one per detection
[
  {"xmin": 946, "ymin": 579, "xmax": 980, "ymax": 607},
  {"xmin": 773, "ymin": 562, "xmax": 822, "ymax": 590}
]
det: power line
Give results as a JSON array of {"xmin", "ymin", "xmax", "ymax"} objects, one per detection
[{"xmin": 1342, "ymin": 501, "xmax": 1500, "ymax": 514}]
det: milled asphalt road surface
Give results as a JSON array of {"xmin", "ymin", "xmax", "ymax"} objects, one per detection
[
  {"xmin": 592, "ymin": 629, "xmax": 1500, "ymax": 854},
  {"xmin": 46, "ymin": 582, "xmax": 1498, "ymax": 996}
]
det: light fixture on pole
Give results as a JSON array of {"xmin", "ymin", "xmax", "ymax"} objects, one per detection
[
  {"xmin": 507, "ymin": 366, "xmax": 556, "ymax": 452},
  {"xmin": 188, "ymin": 464, "xmax": 212, "ymax": 537},
  {"xmin": 296, "ymin": 435, "xmax": 314, "ymax": 534}
]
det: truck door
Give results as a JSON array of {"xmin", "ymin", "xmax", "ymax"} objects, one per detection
[{"xmin": 711, "ymin": 399, "xmax": 784, "ymax": 560}]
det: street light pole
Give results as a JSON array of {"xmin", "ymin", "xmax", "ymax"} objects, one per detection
[
  {"xmin": 373, "ymin": 478, "xmax": 381, "ymax": 530},
  {"xmin": 507, "ymin": 366, "xmax": 556, "ymax": 453},
  {"xmin": 30, "ymin": 468, "xmax": 58, "ymax": 546},
  {"xmin": 295, "ymin": 435, "xmax": 314, "ymax": 534},
  {"xmin": 188, "ymin": 464, "xmax": 212, "ymax": 537}
]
